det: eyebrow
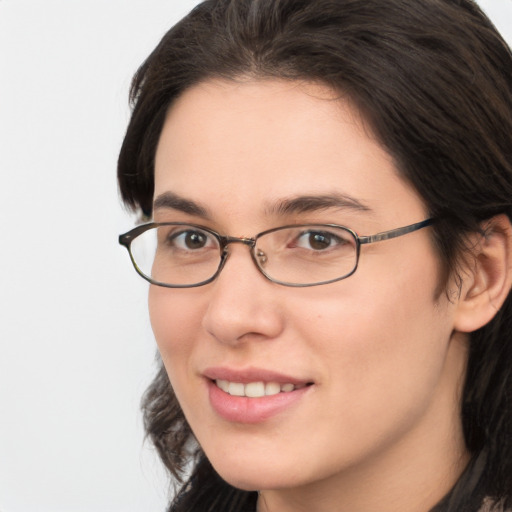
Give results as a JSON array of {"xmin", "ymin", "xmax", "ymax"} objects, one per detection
[
  {"xmin": 266, "ymin": 194, "xmax": 372, "ymax": 216},
  {"xmin": 153, "ymin": 192, "xmax": 210, "ymax": 218},
  {"xmin": 153, "ymin": 191, "xmax": 372, "ymax": 220}
]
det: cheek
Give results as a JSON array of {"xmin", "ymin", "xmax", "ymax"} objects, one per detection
[
  {"xmin": 299, "ymin": 250, "xmax": 453, "ymax": 421},
  {"xmin": 148, "ymin": 287, "xmax": 200, "ymax": 381},
  {"xmin": 148, "ymin": 286, "xmax": 214, "ymax": 434}
]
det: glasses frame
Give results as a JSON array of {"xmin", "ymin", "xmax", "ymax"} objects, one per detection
[{"xmin": 119, "ymin": 218, "xmax": 435, "ymax": 288}]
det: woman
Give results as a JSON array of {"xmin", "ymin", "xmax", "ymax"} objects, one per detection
[{"xmin": 117, "ymin": 1, "xmax": 512, "ymax": 511}]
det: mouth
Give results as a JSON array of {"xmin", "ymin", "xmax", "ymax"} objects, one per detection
[
  {"xmin": 203, "ymin": 367, "xmax": 314, "ymax": 423},
  {"xmin": 214, "ymin": 379, "xmax": 311, "ymax": 398}
]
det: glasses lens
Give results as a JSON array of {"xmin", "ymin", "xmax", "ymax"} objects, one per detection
[
  {"xmin": 129, "ymin": 225, "xmax": 221, "ymax": 286},
  {"xmin": 255, "ymin": 225, "xmax": 357, "ymax": 285}
]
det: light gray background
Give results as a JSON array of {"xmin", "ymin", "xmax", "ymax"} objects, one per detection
[{"xmin": 0, "ymin": 1, "xmax": 510, "ymax": 511}]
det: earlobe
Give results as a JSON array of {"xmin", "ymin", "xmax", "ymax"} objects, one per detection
[{"xmin": 454, "ymin": 214, "xmax": 512, "ymax": 333}]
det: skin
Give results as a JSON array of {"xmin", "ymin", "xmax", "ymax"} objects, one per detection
[{"xmin": 150, "ymin": 79, "xmax": 472, "ymax": 512}]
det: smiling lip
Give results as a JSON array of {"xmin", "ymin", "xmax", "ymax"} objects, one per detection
[{"xmin": 203, "ymin": 367, "xmax": 313, "ymax": 424}]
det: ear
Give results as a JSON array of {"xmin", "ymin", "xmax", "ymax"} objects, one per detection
[{"xmin": 454, "ymin": 214, "xmax": 512, "ymax": 333}]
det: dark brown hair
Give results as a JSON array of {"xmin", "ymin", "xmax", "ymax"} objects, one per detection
[{"xmin": 118, "ymin": 1, "xmax": 512, "ymax": 510}]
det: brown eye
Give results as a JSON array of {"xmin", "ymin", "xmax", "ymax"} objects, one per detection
[
  {"xmin": 170, "ymin": 229, "xmax": 215, "ymax": 251},
  {"xmin": 184, "ymin": 231, "xmax": 207, "ymax": 249},
  {"xmin": 308, "ymin": 232, "xmax": 332, "ymax": 250},
  {"xmin": 295, "ymin": 230, "xmax": 343, "ymax": 251}
]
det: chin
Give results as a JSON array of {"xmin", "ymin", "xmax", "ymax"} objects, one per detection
[
  {"xmin": 207, "ymin": 453, "xmax": 311, "ymax": 492},
  {"xmin": 217, "ymin": 471, "xmax": 288, "ymax": 492}
]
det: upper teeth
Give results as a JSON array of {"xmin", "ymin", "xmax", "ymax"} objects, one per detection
[{"xmin": 215, "ymin": 380, "xmax": 304, "ymax": 398}]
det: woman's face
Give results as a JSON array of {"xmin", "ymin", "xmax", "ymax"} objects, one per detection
[{"xmin": 150, "ymin": 79, "xmax": 468, "ymax": 493}]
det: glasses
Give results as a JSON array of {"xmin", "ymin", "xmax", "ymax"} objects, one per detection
[{"xmin": 119, "ymin": 219, "xmax": 434, "ymax": 288}]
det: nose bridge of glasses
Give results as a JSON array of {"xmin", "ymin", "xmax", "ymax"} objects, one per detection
[
  {"xmin": 219, "ymin": 235, "xmax": 268, "ymax": 271},
  {"xmin": 214, "ymin": 236, "xmax": 272, "ymax": 285},
  {"xmin": 221, "ymin": 235, "xmax": 257, "ymax": 250}
]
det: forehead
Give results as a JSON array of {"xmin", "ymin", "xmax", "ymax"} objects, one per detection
[{"xmin": 153, "ymin": 79, "xmax": 426, "ymax": 227}]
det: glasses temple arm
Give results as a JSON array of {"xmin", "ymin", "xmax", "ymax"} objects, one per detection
[{"xmin": 358, "ymin": 218, "xmax": 435, "ymax": 245}]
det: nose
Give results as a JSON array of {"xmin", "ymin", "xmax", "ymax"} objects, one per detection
[{"xmin": 201, "ymin": 244, "xmax": 285, "ymax": 346}]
